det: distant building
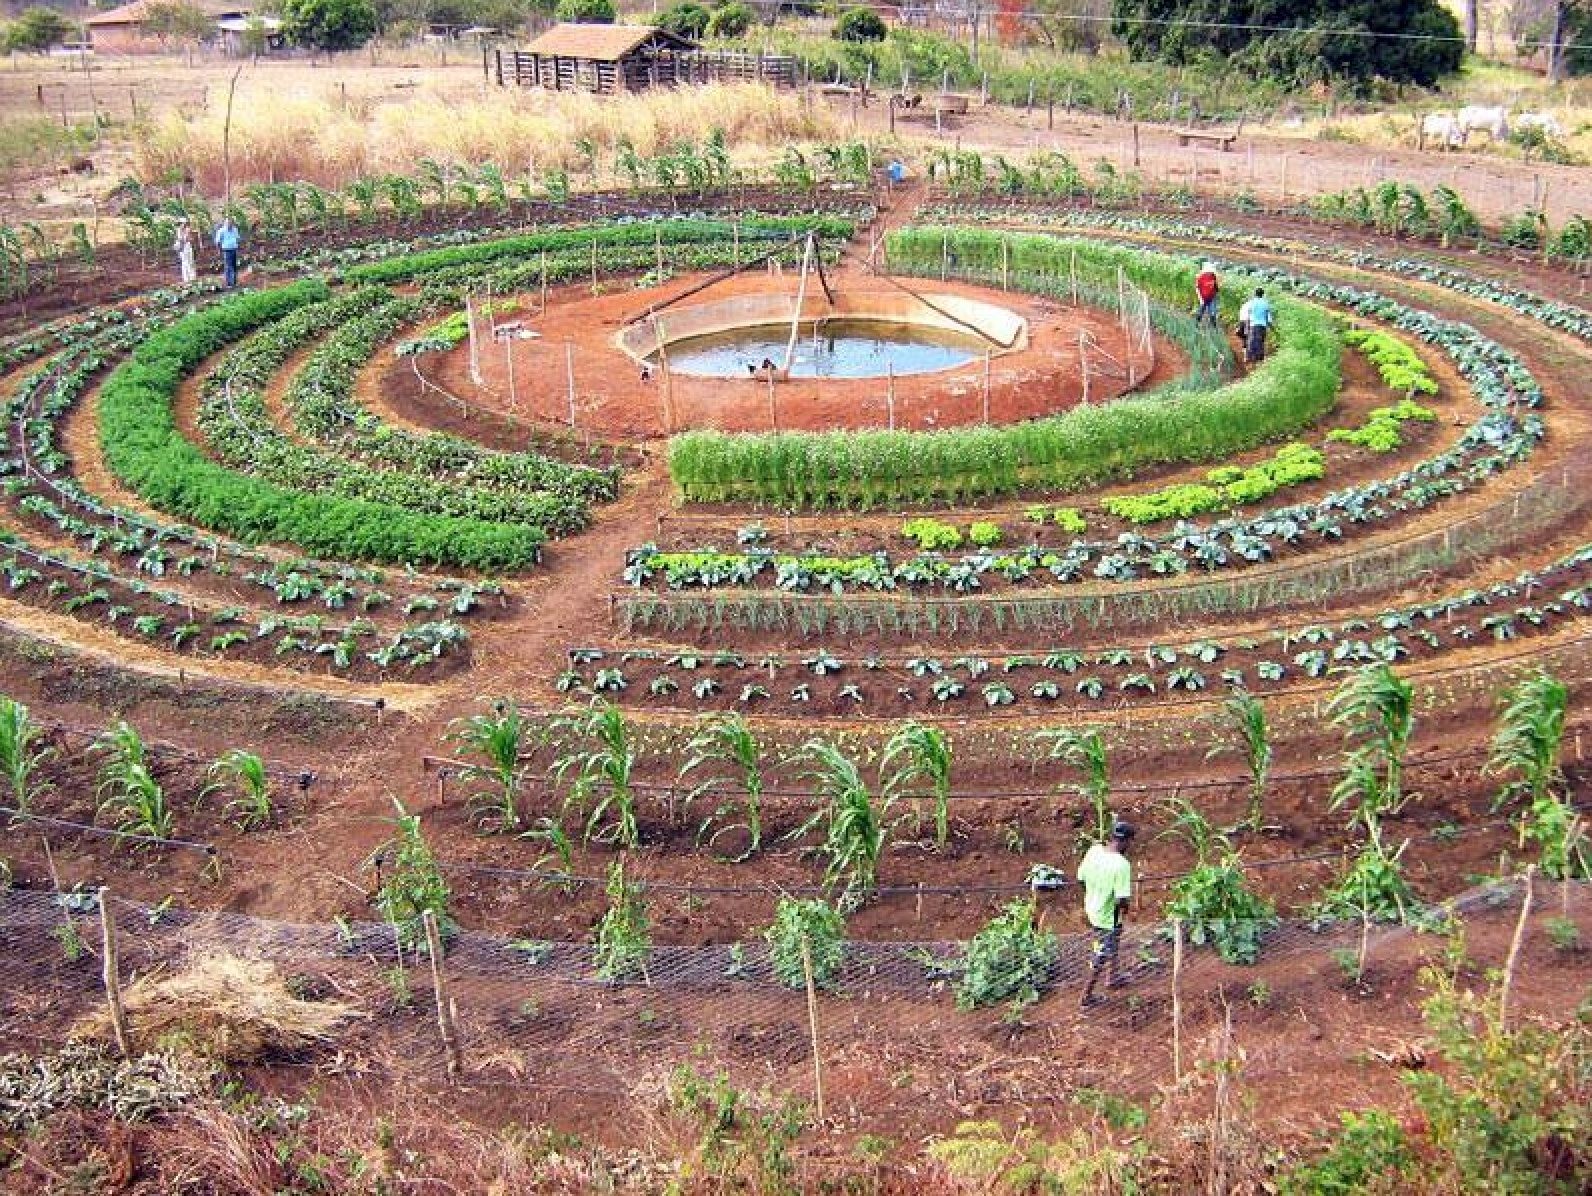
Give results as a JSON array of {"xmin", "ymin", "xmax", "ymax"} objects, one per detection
[
  {"xmin": 85, "ymin": 0, "xmax": 280, "ymax": 55},
  {"xmin": 497, "ymin": 23, "xmax": 797, "ymax": 93}
]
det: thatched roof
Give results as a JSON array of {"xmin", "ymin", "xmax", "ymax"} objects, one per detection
[{"xmin": 521, "ymin": 22, "xmax": 695, "ymax": 61}]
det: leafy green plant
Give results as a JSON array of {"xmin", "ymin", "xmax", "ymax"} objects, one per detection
[
  {"xmin": 763, "ymin": 897, "xmax": 846, "ymax": 990},
  {"xmin": 1215, "ymin": 690, "xmax": 1271, "ymax": 832},
  {"xmin": 593, "ymin": 857, "xmax": 650, "ymax": 983},
  {"xmin": 1159, "ymin": 798, "xmax": 1276, "ymax": 964},
  {"xmin": 206, "ymin": 748, "xmax": 273, "ymax": 830},
  {"xmin": 95, "ymin": 721, "xmax": 172, "ymax": 842},
  {"xmin": 1485, "ymin": 671, "xmax": 1585, "ymax": 880},
  {"xmin": 448, "ymin": 700, "xmax": 530, "ymax": 832},
  {"xmin": 374, "ymin": 799, "xmax": 452, "ymax": 950},
  {"xmin": 788, "ymin": 739, "xmax": 892, "ymax": 908},
  {"xmin": 0, "ymin": 695, "xmax": 52, "ymax": 813},
  {"xmin": 1278, "ymin": 1109, "xmax": 1414, "ymax": 1195},
  {"xmin": 881, "ymin": 721, "xmax": 953, "ymax": 850},
  {"xmin": 956, "ymin": 899, "xmax": 1059, "ymax": 1012},
  {"xmin": 550, "ymin": 699, "xmax": 638, "ymax": 849},
  {"xmin": 680, "ymin": 712, "xmax": 765, "ymax": 859},
  {"xmin": 1312, "ymin": 838, "xmax": 1419, "ymax": 927},
  {"xmin": 1037, "ymin": 727, "xmax": 1110, "ymax": 843},
  {"xmin": 1328, "ymin": 664, "xmax": 1415, "ymax": 830}
]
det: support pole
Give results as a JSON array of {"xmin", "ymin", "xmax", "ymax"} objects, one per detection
[
  {"xmin": 422, "ymin": 910, "xmax": 462, "ymax": 1077},
  {"xmin": 465, "ymin": 293, "xmax": 481, "ymax": 386},
  {"xmin": 99, "ymin": 888, "xmax": 131, "ymax": 1059},
  {"xmin": 781, "ymin": 233, "xmax": 814, "ymax": 375},
  {"xmin": 981, "ymin": 350, "xmax": 991, "ymax": 423},
  {"xmin": 540, "ymin": 249, "xmax": 548, "ymax": 315},
  {"xmin": 1171, "ymin": 918, "xmax": 1183, "ymax": 1083},
  {"xmin": 565, "ymin": 340, "xmax": 577, "ymax": 429},
  {"xmin": 1498, "ymin": 866, "xmax": 1535, "ymax": 1030},
  {"xmin": 504, "ymin": 333, "xmax": 517, "ymax": 409},
  {"xmin": 886, "ymin": 362, "xmax": 895, "ymax": 430},
  {"xmin": 800, "ymin": 935, "xmax": 826, "ymax": 1122}
]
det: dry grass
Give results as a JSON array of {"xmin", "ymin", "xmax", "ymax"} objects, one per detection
[
  {"xmin": 83, "ymin": 953, "xmax": 358, "ymax": 1063},
  {"xmin": 134, "ymin": 81, "xmax": 837, "ymax": 192}
]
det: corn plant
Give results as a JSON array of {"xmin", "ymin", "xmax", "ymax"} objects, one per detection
[
  {"xmin": 375, "ymin": 799, "xmax": 453, "ymax": 950},
  {"xmin": 1037, "ymin": 727, "xmax": 1110, "ymax": 843},
  {"xmin": 95, "ymin": 721, "xmax": 172, "ymax": 842},
  {"xmin": 881, "ymin": 721, "xmax": 953, "ymax": 849},
  {"xmin": 788, "ymin": 740, "xmax": 892, "ymax": 909},
  {"xmin": 763, "ymin": 897, "xmax": 846, "ymax": 990},
  {"xmin": 206, "ymin": 748, "xmax": 272, "ymax": 830},
  {"xmin": 1486, "ymin": 671, "xmax": 1566, "ymax": 809},
  {"xmin": 0, "ymin": 696, "xmax": 53, "ymax": 814},
  {"xmin": 1213, "ymin": 691, "xmax": 1271, "ymax": 832},
  {"xmin": 1158, "ymin": 798, "xmax": 1275, "ymax": 964},
  {"xmin": 550, "ymin": 699, "xmax": 638, "ymax": 849},
  {"xmin": 679, "ymin": 712, "xmax": 764, "ymax": 860},
  {"xmin": 1328, "ymin": 664, "xmax": 1415, "ymax": 832},
  {"xmin": 593, "ymin": 857, "xmax": 650, "ymax": 983},
  {"xmin": 448, "ymin": 700, "xmax": 530, "ymax": 832}
]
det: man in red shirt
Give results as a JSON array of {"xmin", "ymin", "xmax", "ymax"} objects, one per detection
[{"xmin": 1195, "ymin": 263, "xmax": 1220, "ymax": 329}]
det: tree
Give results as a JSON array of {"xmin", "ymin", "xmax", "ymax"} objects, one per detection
[
  {"xmin": 142, "ymin": 0, "xmax": 214, "ymax": 47},
  {"xmin": 553, "ymin": 0, "xmax": 614, "ymax": 22},
  {"xmin": 706, "ymin": 0, "xmax": 753, "ymax": 37},
  {"xmin": 1109, "ymin": 0, "xmax": 1463, "ymax": 89},
  {"xmin": 657, "ymin": 0, "xmax": 710, "ymax": 37},
  {"xmin": 281, "ymin": 0, "xmax": 378, "ymax": 51},
  {"xmin": 834, "ymin": 6, "xmax": 887, "ymax": 40},
  {"xmin": 5, "ymin": 6, "xmax": 73, "ymax": 53}
]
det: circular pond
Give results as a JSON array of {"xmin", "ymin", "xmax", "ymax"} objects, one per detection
[{"xmin": 655, "ymin": 318, "xmax": 987, "ymax": 379}]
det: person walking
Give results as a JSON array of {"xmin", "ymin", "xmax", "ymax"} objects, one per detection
[
  {"xmin": 1078, "ymin": 820, "xmax": 1134, "ymax": 1009},
  {"xmin": 1194, "ymin": 262, "xmax": 1220, "ymax": 328},
  {"xmin": 1240, "ymin": 287, "xmax": 1272, "ymax": 364},
  {"xmin": 214, "ymin": 217, "xmax": 242, "ymax": 288},
  {"xmin": 172, "ymin": 218, "xmax": 197, "ymax": 285}
]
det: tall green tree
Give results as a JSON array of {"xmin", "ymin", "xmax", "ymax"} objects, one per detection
[
  {"xmin": 282, "ymin": 0, "xmax": 378, "ymax": 52},
  {"xmin": 5, "ymin": 6, "xmax": 74, "ymax": 52}
]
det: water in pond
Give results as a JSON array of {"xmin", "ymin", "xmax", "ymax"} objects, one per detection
[{"xmin": 655, "ymin": 319, "xmax": 984, "ymax": 379}]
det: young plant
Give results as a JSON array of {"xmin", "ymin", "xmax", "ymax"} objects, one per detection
[
  {"xmin": 956, "ymin": 898, "xmax": 1059, "ymax": 1012},
  {"xmin": 1158, "ymin": 798, "xmax": 1277, "ymax": 964},
  {"xmin": 1328, "ymin": 664, "xmax": 1415, "ymax": 831},
  {"xmin": 763, "ymin": 896, "xmax": 846, "ymax": 990},
  {"xmin": 550, "ymin": 698, "xmax": 638, "ymax": 849},
  {"xmin": 881, "ymin": 721, "xmax": 953, "ymax": 850},
  {"xmin": 788, "ymin": 739, "xmax": 893, "ymax": 909},
  {"xmin": 1486, "ymin": 671, "xmax": 1585, "ymax": 879},
  {"xmin": 1311, "ymin": 837, "xmax": 1419, "ymax": 927},
  {"xmin": 448, "ymin": 699, "xmax": 530, "ymax": 832},
  {"xmin": 679, "ymin": 712, "xmax": 765, "ymax": 859},
  {"xmin": 1037, "ymin": 727, "xmax": 1110, "ymax": 843},
  {"xmin": 1214, "ymin": 690, "xmax": 1271, "ymax": 832},
  {"xmin": 95, "ymin": 720, "xmax": 172, "ymax": 842},
  {"xmin": 206, "ymin": 748, "xmax": 273, "ymax": 830},
  {"xmin": 375, "ymin": 799, "xmax": 453, "ymax": 950},
  {"xmin": 593, "ymin": 857, "xmax": 650, "ymax": 983},
  {"xmin": 0, "ymin": 695, "xmax": 52, "ymax": 813}
]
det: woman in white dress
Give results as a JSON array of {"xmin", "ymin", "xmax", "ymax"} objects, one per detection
[{"xmin": 173, "ymin": 218, "xmax": 197, "ymax": 284}]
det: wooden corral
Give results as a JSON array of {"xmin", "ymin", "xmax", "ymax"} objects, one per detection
[{"xmin": 495, "ymin": 23, "xmax": 797, "ymax": 94}]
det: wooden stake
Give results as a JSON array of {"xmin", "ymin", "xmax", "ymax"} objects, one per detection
[
  {"xmin": 886, "ymin": 362, "xmax": 895, "ymax": 430},
  {"xmin": 1171, "ymin": 918, "xmax": 1184, "ymax": 1083},
  {"xmin": 565, "ymin": 341, "xmax": 577, "ymax": 428},
  {"xmin": 800, "ymin": 935, "xmax": 826, "ymax": 1121},
  {"xmin": 423, "ymin": 909, "xmax": 463, "ymax": 1076},
  {"xmin": 99, "ymin": 887, "xmax": 132, "ymax": 1059},
  {"xmin": 981, "ymin": 350, "xmax": 991, "ymax": 423},
  {"xmin": 220, "ymin": 65, "xmax": 242, "ymax": 206},
  {"xmin": 1498, "ymin": 866, "xmax": 1535, "ymax": 1030}
]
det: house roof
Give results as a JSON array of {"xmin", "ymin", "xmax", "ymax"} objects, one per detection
[
  {"xmin": 87, "ymin": 0, "xmax": 248, "ymax": 26},
  {"xmin": 521, "ymin": 23, "xmax": 694, "ymax": 61}
]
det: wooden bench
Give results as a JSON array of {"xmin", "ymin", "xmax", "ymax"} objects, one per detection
[{"xmin": 1176, "ymin": 116, "xmax": 1246, "ymax": 151}]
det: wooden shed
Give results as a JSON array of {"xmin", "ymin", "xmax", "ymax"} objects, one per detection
[{"xmin": 504, "ymin": 23, "xmax": 698, "ymax": 94}]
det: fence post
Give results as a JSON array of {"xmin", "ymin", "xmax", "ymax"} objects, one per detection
[
  {"xmin": 422, "ymin": 909, "xmax": 463, "ymax": 1077},
  {"xmin": 1171, "ymin": 918, "xmax": 1184, "ymax": 1084},
  {"xmin": 98, "ymin": 887, "xmax": 132, "ymax": 1059},
  {"xmin": 1498, "ymin": 866, "xmax": 1535, "ymax": 1030},
  {"xmin": 800, "ymin": 935, "xmax": 826, "ymax": 1122}
]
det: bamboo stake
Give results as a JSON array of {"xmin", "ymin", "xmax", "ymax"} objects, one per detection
[
  {"xmin": 1171, "ymin": 918, "xmax": 1184, "ymax": 1083},
  {"xmin": 982, "ymin": 350, "xmax": 992, "ymax": 423},
  {"xmin": 1498, "ymin": 866, "xmax": 1535, "ymax": 1030},
  {"xmin": 99, "ymin": 887, "xmax": 131, "ymax": 1059},
  {"xmin": 423, "ymin": 910, "xmax": 463, "ymax": 1077},
  {"xmin": 565, "ymin": 340, "xmax": 577, "ymax": 429},
  {"xmin": 800, "ymin": 935, "xmax": 825, "ymax": 1121},
  {"xmin": 220, "ymin": 66, "xmax": 242, "ymax": 206}
]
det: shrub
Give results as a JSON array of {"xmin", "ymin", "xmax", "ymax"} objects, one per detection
[
  {"xmin": 656, "ymin": 0, "xmax": 709, "ymax": 37},
  {"xmin": 1278, "ymin": 1110, "xmax": 1414, "ymax": 1195},
  {"xmin": 554, "ymin": 0, "xmax": 615, "ymax": 21},
  {"xmin": 956, "ymin": 899, "xmax": 1058, "ymax": 1011},
  {"xmin": 1498, "ymin": 210, "xmax": 1545, "ymax": 251},
  {"xmin": 706, "ymin": 0, "xmax": 753, "ymax": 38},
  {"xmin": 835, "ymin": 7, "xmax": 887, "ymax": 41},
  {"xmin": 763, "ymin": 897, "xmax": 846, "ymax": 989}
]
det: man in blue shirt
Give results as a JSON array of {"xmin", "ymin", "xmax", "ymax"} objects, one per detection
[
  {"xmin": 1238, "ymin": 287, "xmax": 1272, "ymax": 364},
  {"xmin": 214, "ymin": 217, "xmax": 242, "ymax": 288}
]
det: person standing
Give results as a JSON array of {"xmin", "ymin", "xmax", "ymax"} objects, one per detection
[
  {"xmin": 172, "ymin": 218, "xmax": 197, "ymax": 285},
  {"xmin": 1241, "ymin": 287, "xmax": 1272, "ymax": 364},
  {"xmin": 1078, "ymin": 820, "xmax": 1134, "ymax": 1009},
  {"xmin": 214, "ymin": 217, "xmax": 242, "ymax": 288},
  {"xmin": 1194, "ymin": 262, "xmax": 1220, "ymax": 328}
]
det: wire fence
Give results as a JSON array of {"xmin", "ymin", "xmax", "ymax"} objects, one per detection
[{"xmin": 1, "ymin": 876, "xmax": 1583, "ymax": 1136}]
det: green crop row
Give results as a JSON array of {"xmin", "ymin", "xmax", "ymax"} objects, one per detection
[
  {"xmin": 1343, "ymin": 326, "xmax": 1439, "ymax": 397},
  {"xmin": 668, "ymin": 231, "xmax": 1340, "ymax": 510},
  {"xmin": 98, "ymin": 282, "xmax": 545, "ymax": 572},
  {"xmin": 1327, "ymin": 399, "xmax": 1438, "ymax": 453},
  {"xmin": 1101, "ymin": 443, "xmax": 1325, "ymax": 524},
  {"xmin": 344, "ymin": 215, "xmax": 857, "ymax": 286}
]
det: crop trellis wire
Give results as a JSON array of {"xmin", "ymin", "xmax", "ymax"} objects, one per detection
[{"xmin": 0, "ymin": 879, "xmax": 1582, "ymax": 1138}]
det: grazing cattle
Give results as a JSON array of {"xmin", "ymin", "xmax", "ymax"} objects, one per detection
[
  {"xmin": 1514, "ymin": 111, "xmax": 1563, "ymax": 139},
  {"xmin": 1457, "ymin": 104, "xmax": 1509, "ymax": 144},
  {"xmin": 1419, "ymin": 112, "xmax": 1464, "ymax": 150}
]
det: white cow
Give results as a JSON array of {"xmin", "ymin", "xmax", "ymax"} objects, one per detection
[
  {"xmin": 1419, "ymin": 112, "xmax": 1464, "ymax": 151},
  {"xmin": 1456, "ymin": 104, "xmax": 1510, "ymax": 144},
  {"xmin": 1514, "ymin": 111, "xmax": 1563, "ymax": 139}
]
